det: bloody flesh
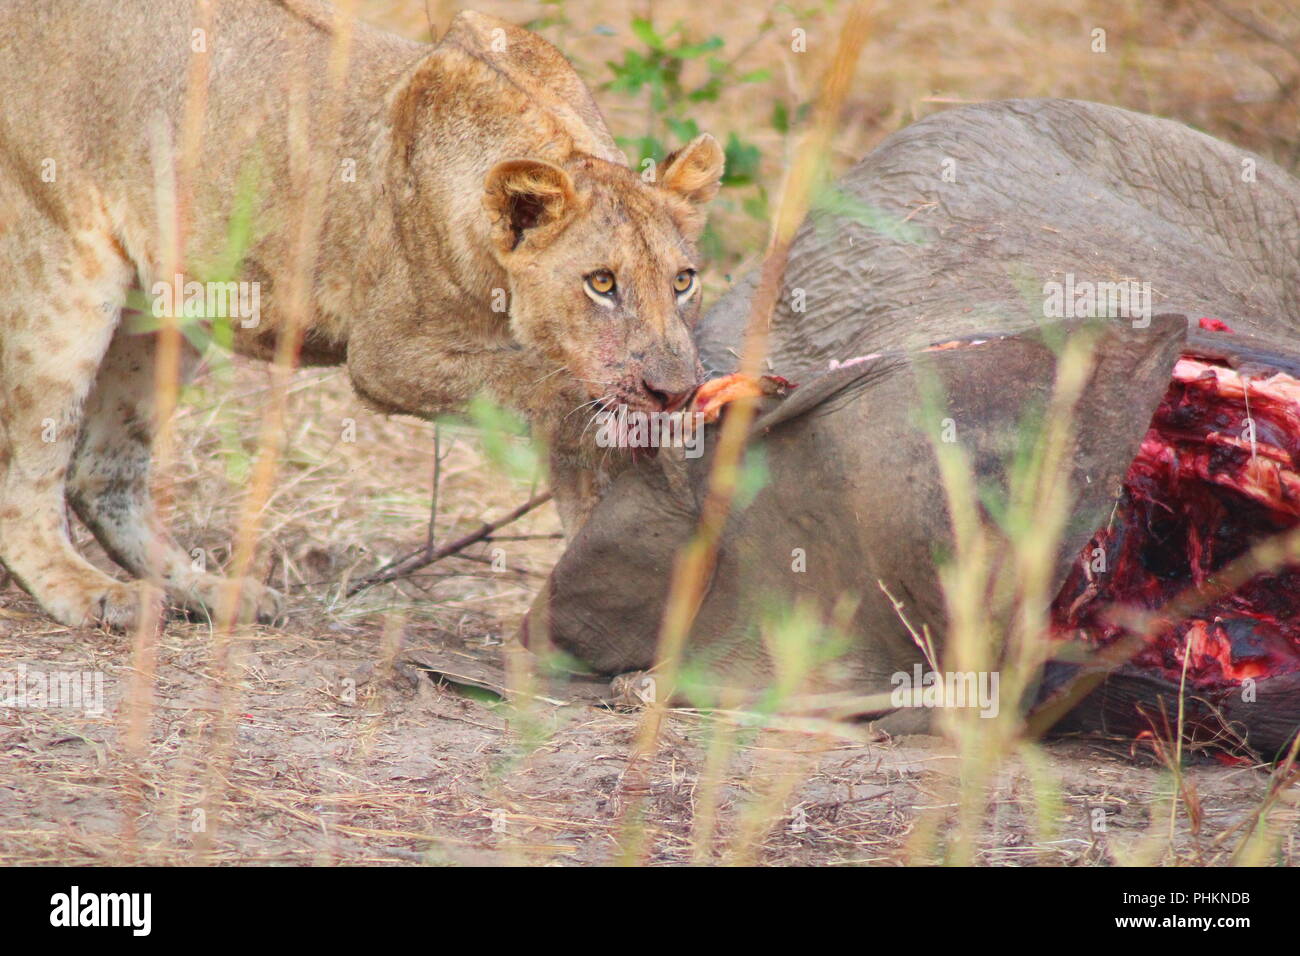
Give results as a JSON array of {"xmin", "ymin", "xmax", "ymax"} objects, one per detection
[{"xmin": 1053, "ymin": 353, "xmax": 1300, "ymax": 689}]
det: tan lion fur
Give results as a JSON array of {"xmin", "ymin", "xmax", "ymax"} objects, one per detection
[{"xmin": 0, "ymin": 0, "xmax": 723, "ymax": 629}]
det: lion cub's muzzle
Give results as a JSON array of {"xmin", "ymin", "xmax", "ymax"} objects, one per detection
[
  {"xmin": 585, "ymin": 364, "xmax": 704, "ymax": 463},
  {"xmin": 608, "ymin": 358, "xmax": 699, "ymax": 414}
]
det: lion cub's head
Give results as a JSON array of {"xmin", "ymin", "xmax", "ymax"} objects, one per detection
[{"xmin": 482, "ymin": 135, "xmax": 725, "ymax": 419}]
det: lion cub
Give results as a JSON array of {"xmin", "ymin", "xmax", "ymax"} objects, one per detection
[{"xmin": 0, "ymin": 1, "xmax": 723, "ymax": 630}]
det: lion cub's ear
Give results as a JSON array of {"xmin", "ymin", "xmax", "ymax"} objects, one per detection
[
  {"xmin": 483, "ymin": 159, "xmax": 577, "ymax": 254},
  {"xmin": 660, "ymin": 133, "xmax": 725, "ymax": 205}
]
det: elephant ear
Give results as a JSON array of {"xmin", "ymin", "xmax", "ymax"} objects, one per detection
[
  {"xmin": 524, "ymin": 315, "xmax": 1189, "ymax": 680},
  {"xmin": 824, "ymin": 314, "xmax": 1190, "ymax": 645}
]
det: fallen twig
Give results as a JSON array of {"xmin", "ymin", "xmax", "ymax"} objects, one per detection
[{"xmin": 345, "ymin": 491, "xmax": 553, "ymax": 597}]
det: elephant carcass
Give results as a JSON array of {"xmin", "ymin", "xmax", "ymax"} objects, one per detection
[
  {"xmin": 524, "ymin": 99, "xmax": 1300, "ymax": 755},
  {"xmin": 525, "ymin": 316, "xmax": 1187, "ymax": 683}
]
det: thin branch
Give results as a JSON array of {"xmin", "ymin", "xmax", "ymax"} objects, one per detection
[
  {"xmin": 346, "ymin": 491, "xmax": 553, "ymax": 597},
  {"xmin": 426, "ymin": 426, "xmax": 443, "ymax": 555}
]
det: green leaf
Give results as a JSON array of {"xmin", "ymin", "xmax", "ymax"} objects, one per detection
[
  {"xmin": 771, "ymin": 100, "xmax": 789, "ymax": 134},
  {"xmin": 614, "ymin": 134, "xmax": 664, "ymax": 166},
  {"xmin": 688, "ymin": 78, "xmax": 723, "ymax": 102},
  {"xmin": 722, "ymin": 132, "xmax": 761, "ymax": 186},
  {"xmin": 460, "ymin": 394, "xmax": 543, "ymax": 483},
  {"xmin": 630, "ymin": 17, "xmax": 665, "ymax": 51},
  {"xmin": 698, "ymin": 222, "xmax": 725, "ymax": 262},
  {"xmin": 672, "ymin": 36, "xmax": 724, "ymax": 59},
  {"xmin": 666, "ymin": 117, "xmax": 700, "ymax": 142},
  {"xmin": 604, "ymin": 50, "xmax": 654, "ymax": 93}
]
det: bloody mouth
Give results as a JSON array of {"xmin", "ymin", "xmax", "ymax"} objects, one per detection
[{"xmin": 1052, "ymin": 344, "xmax": 1300, "ymax": 692}]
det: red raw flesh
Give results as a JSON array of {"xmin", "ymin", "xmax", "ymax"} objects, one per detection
[
  {"xmin": 1198, "ymin": 317, "xmax": 1236, "ymax": 333},
  {"xmin": 1052, "ymin": 355, "xmax": 1300, "ymax": 689}
]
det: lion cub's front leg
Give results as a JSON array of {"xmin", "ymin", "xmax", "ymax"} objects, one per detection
[
  {"xmin": 66, "ymin": 326, "xmax": 282, "ymax": 626},
  {"xmin": 0, "ymin": 219, "xmax": 158, "ymax": 629},
  {"xmin": 0, "ymin": 209, "xmax": 278, "ymax": 630}
]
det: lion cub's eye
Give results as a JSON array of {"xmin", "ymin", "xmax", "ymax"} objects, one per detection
[
  {"xmin": 673, "ymin": 269, "xmax": 697, "ymax": 296},
  {"xmin": 585, "ymin": 271, "xmax": 617, "ymax": 297}
]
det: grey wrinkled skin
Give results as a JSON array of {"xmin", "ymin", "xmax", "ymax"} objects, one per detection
[
  {"xmin": 524, "ymin": 99, "xmax": 1300, "ymax": 747},
  {"xmin": 700, "ymin": 98, "xmax": 1300, "ymax": 378},
  {"xmin": 527, "ymin": 318, "xmax": 1185, "ymax": 705}
]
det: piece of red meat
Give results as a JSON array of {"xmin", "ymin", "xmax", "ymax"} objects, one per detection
[{"xmin": 1053, "ymin": 356, "xmax": 1300, "ymax": 689}]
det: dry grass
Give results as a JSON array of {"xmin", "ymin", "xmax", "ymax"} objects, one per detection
[
  {"xmin": 408, "ymin": 0, "xmax": 1300, "ymax": 288},
  {"xmin": 169, "ymin": 365, "xmax": 562, "ymax": 624},
  {"xmin": 2, "ymin": 595, "xmax": 1293, "ymax": 865},
  {"xmin": 4, "ymin": 0, "xmax": 1300, "ymax": 866}
]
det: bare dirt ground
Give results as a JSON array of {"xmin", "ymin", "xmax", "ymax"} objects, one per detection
[
  {"xmin": 2, "ymin": 594, "xmax": 1295, "ymax": 865},
  {"xmin": 0, "ymin": 351, "xmax": 1294, "ymax": 869}
]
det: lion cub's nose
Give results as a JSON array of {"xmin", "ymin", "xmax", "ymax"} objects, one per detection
[{"xmin": 642, "ymin": 379, "xmax": 694, "ymax": 412}]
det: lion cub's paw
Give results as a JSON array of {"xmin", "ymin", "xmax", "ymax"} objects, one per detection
[
  {"xmin": 237, "ymin": 579, "xmax": 285, "ymax": 625},
  {"xmin": 174, "ymin": 574, "xmax": 284, "ymax": 625},
  {"xmin": 46, "ymin": 579, "xmax": 164, "ymax": 632}
]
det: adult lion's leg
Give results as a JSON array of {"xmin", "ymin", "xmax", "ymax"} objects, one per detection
[
  {"xmin": 0, "ymin": 213, "xmax": 157, "ymax": 630},
  {"xmin": 67, "ymin": 325, "xmax": 282, "ymax": 624}
]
